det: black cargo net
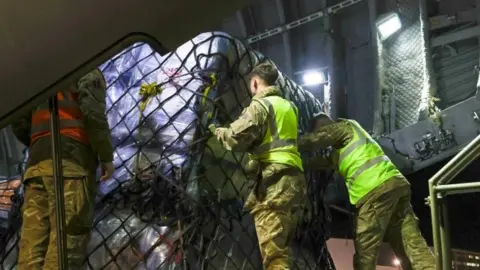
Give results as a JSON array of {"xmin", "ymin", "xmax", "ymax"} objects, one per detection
[{"xmin": 0, "ymin": 32, "xmax": 335, "ymax": 269}]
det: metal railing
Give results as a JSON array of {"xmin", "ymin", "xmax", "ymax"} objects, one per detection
[
  {"xmin": 428, "ymin": 133, "xmax": 480, "ymax": 270},
  {"xmin": 49, "ymin": 96, "xmax": 68, "ymax": 269}
]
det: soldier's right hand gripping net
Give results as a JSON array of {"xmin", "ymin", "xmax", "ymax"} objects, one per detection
[{"xmin": 1, "ymin": 31, "xmax": 335, "ymax": 269}]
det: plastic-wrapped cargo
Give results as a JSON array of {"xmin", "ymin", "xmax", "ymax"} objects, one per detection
[{"xmin": 0, "ymin": 31, "xmax": 335, "ymax": 269}]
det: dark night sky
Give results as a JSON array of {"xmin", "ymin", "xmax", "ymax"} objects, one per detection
[{"xmin": 408, "ymin": 158, "xmax": 480, "ymax": 252}]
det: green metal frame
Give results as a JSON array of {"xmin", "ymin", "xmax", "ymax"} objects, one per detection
[{"xmin": 428, "ymin": 134, "xmax": 480, "ymax": 270}]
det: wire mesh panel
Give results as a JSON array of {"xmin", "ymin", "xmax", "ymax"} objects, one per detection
[
  {"xmin": 379, "ymin": 0, "xmax": 432, "ymax": 129},
  {"xmin": 0, "ymin": 31, "xmax": 335, "ymax": 269}
]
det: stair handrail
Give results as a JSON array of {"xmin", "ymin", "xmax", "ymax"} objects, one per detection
[{"xmin": 429, "ymin": 133, "xmax": 480, "ymax": 270}]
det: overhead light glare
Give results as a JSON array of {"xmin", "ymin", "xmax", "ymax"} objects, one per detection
[
  {"xmin": 393, "ymin": 258, "xmax": 401, "ymax": 266},
  {"xmin": 376, "ymin": 12, "xmax": 402, "ymax": 41},
  {"xmin": 302, "ymin": 71, "xmax": 325, "ymax": 86}
]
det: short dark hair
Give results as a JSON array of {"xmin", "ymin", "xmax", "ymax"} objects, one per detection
[{"xmin": 250, "ymin": 62, "xmax": 279, "ymax": 86}]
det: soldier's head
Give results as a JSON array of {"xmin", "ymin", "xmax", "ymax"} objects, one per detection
[
  {"xmin": 311, "ymin": 112, "xmax": 333, "ymax": 131},
  {"xmin": 249, "ymin": 62, "xmax": 279, "ymax": 95}
]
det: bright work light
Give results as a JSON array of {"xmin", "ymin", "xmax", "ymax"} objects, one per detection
[
  {"xmin": 302, "ymin": 71, "xmax": 325, "ymax": 86},
  {"xmin": 376, "ymin": 12, "xmax": 402, "ymax": 41}
]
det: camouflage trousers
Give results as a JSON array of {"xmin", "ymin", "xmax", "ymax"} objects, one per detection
[
  {"xmin": 18, "ymin": 175, "xmax": 96, "ymax": 270},
  {"xmin": 245, "ymin": 168, "xmax": 306, "ymax": 270},
  {"xmin": 353, "ymin": 188, "xmax": 435, "ymax": 270}
]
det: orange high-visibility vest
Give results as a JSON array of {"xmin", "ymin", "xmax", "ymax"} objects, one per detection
[{"xmin": 30, "ymin": 89, "xmax": 89, "ymax": 146}]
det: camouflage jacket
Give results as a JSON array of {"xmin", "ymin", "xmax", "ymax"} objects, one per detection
[
  {"xmin": 11, "ymin": 69, "xmax": 114, "ymax": 176},
  {"xmin": 215, "ymin": 86, "xmax": 295, "ymax": 174},
  {"xmin": 215, "ymin": 86, "xmax": 306, "ymax": 209},
  {"xmin": 298, "ymin": 119, "xmax": 353, "ymax": 170},
  {"xmin": 298, "ymin": 119, "xmax": 410, "ymax": 207}
]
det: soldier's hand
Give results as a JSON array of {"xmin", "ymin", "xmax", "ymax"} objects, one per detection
[{"xmin": 100, "ymin": 162, "xmax": 115, "ymax": 181}]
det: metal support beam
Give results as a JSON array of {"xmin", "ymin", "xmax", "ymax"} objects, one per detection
[
  {"xmin": 49, "ymin": 96, "xmax": 68, "ymax": 270},
  {"xmin": 247, "ymin": 0, "xmax": 363, "ymax": 44},
  {"xmin": 420, "ymin": 0, "xmax": 438, "ymax": 104},
  {"xmin": 275, "ymin": 0, "xmax": 293, "ymax": 77},
  {"xmin": 389, "ymin": 88, "xmax": 396, "ymax": 132},
  {"xmin": 322, "ymin": 0, "xmax": 333, "ymax": 118},
  {"xmin": 431, "ymin": 25, "xmax": 480, "ymax": 48},
  {"xmin": 368, "ymin": 0, "xmax": 383, "ymax": 134},
  {"xmin": 429, "ymin": 9, "xmax": 477, "ymax": 31},
  {"xmin": 476, "ymin": 0, "xmax": 480, "ymax": 91},
  {"xmin": 236, "ymin": 11, "xmax": 248, "ymax": 38},
  {"xmin": 321, "ymin": 0, "xmax": 346, "ymax": 119}
]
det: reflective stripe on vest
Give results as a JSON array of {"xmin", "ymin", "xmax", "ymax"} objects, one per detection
[
  {"xmin": 30, "ymin": 90, "xmax": 89, "ymax": 145},
  {"xmin": 249, "ymin": 96, "xmax": 303, "ymax": 171},
  {"xmin": 338, "ymin": 120, "xmax": 401, "ymax": 204},
  {"xmin": 339, "ymin": 122, "xmax": 389, "ymax": 178},
  {"xmin": 252, "ymin": 98, "xmax": 298, "ymax": 155}
]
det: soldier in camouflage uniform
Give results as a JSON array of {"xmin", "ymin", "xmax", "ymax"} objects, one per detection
[
  {"xmin": 299, "ymin": 113, "xmax": 435, "ymax": 270},
  {"xmin": 12, "ymin": 69, "xmax": 114, "ymax": 270},
  {"xmin": 209, "ymin": 63, "xmax": 306, "ymax": 270}
]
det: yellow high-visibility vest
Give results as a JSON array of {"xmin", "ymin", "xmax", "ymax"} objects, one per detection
[
  {"xmin": 338, "ymin": 120, "xmax": 402, "ymax": 204},
  {"xmin": 249, "ymin": 95, "xmax": 303, "ymax": 171}
]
